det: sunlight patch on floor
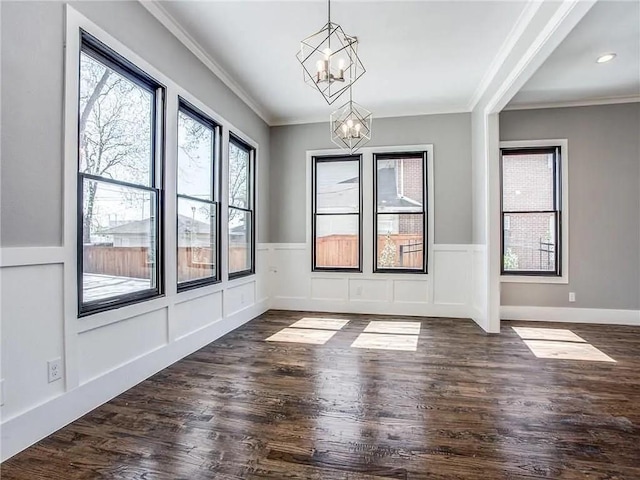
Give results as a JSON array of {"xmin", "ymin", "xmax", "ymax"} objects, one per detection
[
  {"xmin": 351, "ymin": 333, "xmax": 419, "ymax": 352},
  {"xmin": 512, "ymin": 327, "xmax": 586, "ymax": 343},
  {"xmin": 289, "ymin": 317, "xmax": 350, "ymax": 330},
  {"xmin": 364, "ymin": 321, "xmax": 421, "ymax": 335},
  {"xmin": 523, "ymin": 340, "xmax": 616, "ymax": 362},
  {"xmin": 266, "ymin": 328, "xmax": 338, "ymax": 345}
]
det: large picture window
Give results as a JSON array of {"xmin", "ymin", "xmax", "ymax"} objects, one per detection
[
  {"xmin": 228, "ymin": 135, "xmax": 255, "ymax": 278},
  {"xmin": 501, "ymin": 146, "xmax": 562, "ymax": 276},
  {"xmin": 78, "ymin": 32, "xmax": 164, "ymax": 315},
  {"xmin": 373, "ymin": 152, "xmax": 427, "ymax": 273},
  {"xmin": 312, "ymin": 155, "xmax": 362, "ymax": 271},
  {"xmin": 177, "ymin": 100, "xmax": 220, "ymax": 290}
]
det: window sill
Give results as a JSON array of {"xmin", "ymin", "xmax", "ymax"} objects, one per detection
[
  {"xmin": 501, "ymin": 275, "xmax": 568, "ymax": 284},
  {"xmin": 310, "ymin": 271, "xmax": 430, "ymax": 281}
]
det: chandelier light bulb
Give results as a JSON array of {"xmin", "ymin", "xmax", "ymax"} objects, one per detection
[
  {"xmin": 331, "ymin": 95, "xmax": 372, "ymax": 153},
  {"xmin": 296, "ymin": 0, "xmax": 366, "ymax": 104}
]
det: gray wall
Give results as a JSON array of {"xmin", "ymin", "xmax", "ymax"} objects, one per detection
[
  {"xmin": 269, "ymin": 113, "xmax": 472, "ymax": 244},
  {"xmin": 0, "ymin": 1, "xmax": 270, "ymax": 246},
  {"xmin": 500, "ymin": 103, "xmax": 640, "ymax": 310}
]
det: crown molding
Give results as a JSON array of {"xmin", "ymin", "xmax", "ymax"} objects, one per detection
[
  {"xmin": 504, "ymin": 95, "xmax": 640, "ymax": 111},
  {"xmin": 139, "ymin": 0, "xmax": 273, "ymax": 125},
  {"xmin": 467, "ymin": 0, "xmax": 542, "ymax": 112}
]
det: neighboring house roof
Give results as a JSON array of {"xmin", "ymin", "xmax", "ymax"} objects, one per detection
[
  {"xmin": 102, "ymin": 214, "xmax": 211, "ymax": 235},
  {"xmin": 376, "ymin": 167, "xmax": 420, "ymax": 209}
]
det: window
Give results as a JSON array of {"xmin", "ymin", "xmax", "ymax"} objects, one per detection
[
  {"xmin": 501, "ymin": 146, "xmax": 562, "ymax": 276},
  {"xmin": 228, "ymin": 135, "xmax": 255, "ymax": 278},
  {"xmin": 177, "ymin": 100, "xmax": 220, "ymax": 290},
  {"xmin": 373, "ymin": 152, "xmax": 427, "ymax": 273},
  {"xmin": 312, "ymin": 155, "xmax": 362, "ymax": 271},
  {"xmin": 78, "ymin": 32, "xmax": 164, "ymax": 315}
]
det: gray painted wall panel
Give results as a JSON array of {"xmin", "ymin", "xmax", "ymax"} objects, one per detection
[
  {"xmin": 500, "ymin": 104, "xmax": 640, "ymax": 310},
  {"xmin": 1, "ymin": 2, "xmax": 65, "ymax": 246},
  {"xmin": 269, "ymin": 113, "xmax": 472, "ymax": 244},
  {"xmin": 1, "ymin": 0, "xmax": 270, "ymax": 246}
]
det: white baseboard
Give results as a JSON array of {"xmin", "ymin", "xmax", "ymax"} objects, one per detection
[
  {"xmin": 0, "ymin": 299, "xmax": 269, "ymax": 462},
  {"xmin": 272, "ymin": 296, "xmax": 471, "ymax": 319},
  {"xmin": 501, "ymin": 306, "xmax": 640, "ymax": 326}
]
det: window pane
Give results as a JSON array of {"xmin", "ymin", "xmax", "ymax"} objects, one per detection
[
  {"xmin": 229, "ymin": 208, "xmax": 252, "ymax": 274},
  {"xmin": 79, "ymin": 52, "xmax": 153, "ymax": 186},
  {"xmin": 503, "ymin": 212, "xmax": 557, "ymax": 272},
  {"xmin": 377, "ymin": 156, "xmax": 423, "ymax": 212},
  {"xmin": 178, "ymin": 197, "xmax": 216, "ymax": 284},
  {"xmin": 82, "ymin": 179, "xmax": 156, "ymax": 303},
  {"xmin": 229, "ymin": 141, "xmax": 250, "ymax": 208},
  {"xmin": 376, "ymin": 214, "xmax": 424, "ymax": 269},
  {"xmin": 503, "ymin": 152, "xmax": 555, "ymax": 212},
  {"xmin": 316, "ymin": 160, "xmax": 359, "ymax": 213},
  {"xmin": 177, "ymin": 111, "xmax": 213, "ymax": 199},
  {"xmin": 315, "ymin": 215, "xmax": 359, "ymax": 268}
]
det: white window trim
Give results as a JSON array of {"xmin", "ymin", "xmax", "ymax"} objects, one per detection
[
  {"xmin": 305, "ymin": 144, "xmax": 435, "ymax": 277},
  {"xmin": 499, "ymin": 139, "xmax": 569, "ymax": 284}
]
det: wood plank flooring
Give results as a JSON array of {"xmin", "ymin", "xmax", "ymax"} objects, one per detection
[{"xmin": 3, "ymin": 310, "xmax": 640, "ymax": 479}]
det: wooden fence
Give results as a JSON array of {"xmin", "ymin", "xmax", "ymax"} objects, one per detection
[
  {"xmin": 83, "ymin": 245, "xmax": 247, "ymax": 279},
  {"xmin": 315, "ymin": 234, "xmax": 423, "ymax": 268}
]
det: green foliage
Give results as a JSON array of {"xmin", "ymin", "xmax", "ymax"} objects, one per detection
[{"xmin": 504, "ymin": 248, "xmax": 519, "ymax": 270}]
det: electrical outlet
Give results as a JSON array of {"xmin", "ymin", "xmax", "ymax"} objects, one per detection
[
  {"xmin": 356, "ymin": 286, "xmax": 363, "ymax": 296},
  {"xmin": 48, "ymin": 358, "xmax": 62, "ymax": 383},
  {"xmin": 240, "ymin": 293, "xmax": 246, "ymax": 304},
  {"xmin": 569, "ymin": 292, "xmax": 576, "ymax": 303},
  {"xmin": 0, "ymin": 379, "xmax": 5, "ymax": 406}
]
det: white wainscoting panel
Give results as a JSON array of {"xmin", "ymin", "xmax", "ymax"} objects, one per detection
[
  {"xmin": 78, "ymin": 308, "xmax": 169, "ymax": 384},
  {"xmin": 173, "ymin": 291, "xmax": 223, "ymax": 341},
  {"xmin": 224, "ymin": 280, "xmax": 257, "ymax": 317},
  {"xmin": 272, "ymin": 244, "xmax": 309, "ymax": 300},
  {"xmin": 270, "ymin": 244, "xmax": 473, "ymax": 318},
  {"xmin": 392, "ymin": 279, "xmax": 429, "ymax": 305},
  {"xmin": 255, "ymin": 245, "xmax": 270, "ymax": 303},
  {"xmin": 311, "ymin": 277, "xmax": 348, "ymax": 301},
  {"xmin": 0, "ymin": 264, "xmax": 65, "ymax": 420},
  {"xmin": 349, "ymin": 278, "xmax": 389, "ymax": 303},
  {"xmin": 1, "ymin": 246, "xmax": 270, "ymax": 461},
  {"xmin": 433, "ymin": 248, "xmax": 471, "ymax": 306}
]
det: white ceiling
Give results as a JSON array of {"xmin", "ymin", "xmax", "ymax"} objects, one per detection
[
  {"xmin": 508, "ymin": 0, "xmax": 640, "ymax": 109},
  {"xmin": 158, "ymin": 1, "xmax": 528, "ymax": 125}
]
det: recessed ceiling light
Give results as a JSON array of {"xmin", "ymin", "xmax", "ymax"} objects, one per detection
[{"xmin": 596, "ymin": 53, "xmax": 617, "ymax": 64}]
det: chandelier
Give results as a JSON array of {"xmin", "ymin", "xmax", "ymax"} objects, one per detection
[
  {"xmin": 330, "ymin": 86, "xmax": 372, "ymax": 154},
  {"xmin": 296, "ymin": 0, "xmax": 365, "ymax": 105}
]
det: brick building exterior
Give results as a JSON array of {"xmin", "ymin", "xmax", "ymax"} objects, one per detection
[{"xmin": 502, "ymin": 152, "xmax": 557, "ymax": 271}]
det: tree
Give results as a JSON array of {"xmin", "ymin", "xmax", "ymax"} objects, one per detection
[
  {"xmin": 79, "ymin": 53, "xmax": 152, "ymax": 243},
  {"xmin": 228, "ymin": 143, "xmax": 248, "ymax": 225}
]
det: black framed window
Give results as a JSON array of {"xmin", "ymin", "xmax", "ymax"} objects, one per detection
[
  {"xmin": 373, "ymin": 152, "xmax": 427, "ymax": 273},
  {"xmin": 177, "ymin": 99, "xmax": 220, "ymax": 290},
  {"xmin": 78, "ymin": 31, "xmax": 164, "ymax": 316},
  {"xmin": 228, "ymin": 135, "xmax": 255, "ymax": 278},
  {"xmin": 500, "ymin": 146, "xmax": 561, "ymax": 276},
  {"xmin": 312, "ymin": 155, "xmax": 362, "ymax": 272}
]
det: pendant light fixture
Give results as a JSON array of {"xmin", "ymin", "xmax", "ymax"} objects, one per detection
[
  {"xmin": 330, "ymin": 85, "xmax": 372, "ymax": 154},
  {"xmin": 296, "ymin": 0, "xmax": 365, "ymax": 105}
]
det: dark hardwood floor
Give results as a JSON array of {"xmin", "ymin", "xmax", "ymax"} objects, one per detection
[{"xmin": 3, "ymin": 310, "xmax": 640, "ymax": 479}]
